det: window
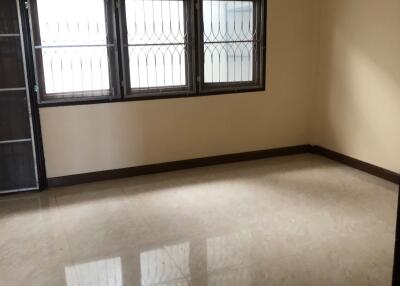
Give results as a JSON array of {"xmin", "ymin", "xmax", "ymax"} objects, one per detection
[
  {"xmin": 28, "ymin": 0, "xmax": 265, "ymax": 104},
  {"xmin": 204, "ymin": 1, "xmax": 254, "ymax": 83},
  {"xmin": 119, "ymin": 0, "xmax": 195, "ymax": 97},
  {"xmin": 29, "ymin": 0, "xmax": 119, "ymax": 101}
]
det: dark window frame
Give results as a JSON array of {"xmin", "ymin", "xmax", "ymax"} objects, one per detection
[
  {"xmin": 197, "ymin": 0, "xmax": 265, "ymax": 93},
  {"xmin": 26, "ymin": 0, "xmax": 266, "ymax": 107},
  {"xmin": 118, "ymin": 0, "xmax": 197, "ymax": 99},
  {"xmin": 28, "ymin": 0, "xmax": 121, "ymax": 103}
]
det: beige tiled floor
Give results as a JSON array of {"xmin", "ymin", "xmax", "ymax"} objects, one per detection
[{"xmin": 0, "ymin": 154, "xmax": 397, "ymax": 286}]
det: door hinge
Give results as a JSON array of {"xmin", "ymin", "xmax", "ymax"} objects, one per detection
[
  {"xmin": 34, "ymin": 84, "xmax": 39, "ymax": 94},
  {"xmin": 25, "ymin": 0, "xmax": 30, "ymax": 9}
]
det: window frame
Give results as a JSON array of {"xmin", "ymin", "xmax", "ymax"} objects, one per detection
[
  {"xmin": 26, "ymin": 0, "xmax": 266, "ymax": 107},
  {"xmin": 118, "ymin": 0, "xmax": 197, "ymax": 99},
  {"xmin": 197, "ymin": 0, "xmax": 266, "ymax": 93},
  {"xmin": 28, "ymin": 0, "xmax": 121, "ymax": 104}
]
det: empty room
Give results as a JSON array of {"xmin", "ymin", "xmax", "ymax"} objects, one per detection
[{"xmin": 0, "ymin": 0, "xmax": 399, "ymax": 285}]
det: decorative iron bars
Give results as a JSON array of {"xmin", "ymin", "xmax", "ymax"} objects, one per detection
[
  {"xmin": 203, "ymin": 0, "xmax": 256, "ymax": 83},
  {"xmin": 32, "ymin": 0, "xmax": 114, "ymax": 98},
  {"xmin": 29, "ymin": 0, "xmax": 265, "ymax": 102},
  {"xmin": 124, "ymin": 0, "xmax": 189, "ymax": 91}
]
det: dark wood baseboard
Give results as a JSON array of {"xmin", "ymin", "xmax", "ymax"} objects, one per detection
[
  {"xmin": 48, "ymin": 145, "xmax": 311, "ymax": 187},
  {"xmin": 311, "ymin": 146, "xmax": 399, "ymax": 184},
  {"xmin": 393, "ymin": 185, "xmax": 400, "ymax": 286},
  {"xmin": 47, "ymin": 144, "xmax": 399, "ymax": 187},
  {"xmin": 45, "ymin": 144, "xmax": 400, "ymax": 286}
]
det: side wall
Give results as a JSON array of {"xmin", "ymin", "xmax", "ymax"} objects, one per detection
[
  {"xmin": 40, "ymin": 0, "xmax": 317, "ymax": 178},
  {"xmin": 313, "ymin": 0, "xmax": 400, "ymax": 173}
]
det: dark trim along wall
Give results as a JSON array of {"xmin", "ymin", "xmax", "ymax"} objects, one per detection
[
  {"xmin": 393, "ymin": 184, "xmax": 400, "ymax": 286},
  {"xmin": 47, "ymin": 145, "xmax": 400, "ymax": 187},
  {"xmin": 310, "ymin": 146, "xmax": 399, "ymax": 184},
  {"xmin": 47, "ymin": 145, "xmax": 310, "ymax": 187}
]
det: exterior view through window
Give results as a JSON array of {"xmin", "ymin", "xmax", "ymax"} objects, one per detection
[
  {"xmin": 29, "ymin": 0, "xmax": 265, "ymax": 104},
  {"xmin": 203, "ymin": 1, "xmax": 254, "ymax": 83},
  {"xmin": 32, "ymin": 0, "xmax": 114, "ymax": 99},
  {"xmin": 125, "ymin": 0, "xmax": 187, "ymax": 89}
]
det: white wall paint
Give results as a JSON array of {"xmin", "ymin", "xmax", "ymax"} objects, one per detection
[
  {"xmin": 312, "ymin": 0, "xmax": 400, "ymax": 173},
  {"xmin": 40, "ymin": 0, "xmax": 317, "ymax": 177}
]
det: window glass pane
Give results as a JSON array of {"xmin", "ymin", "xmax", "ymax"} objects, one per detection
[
  {"xmin": 204, "ymin": 42, "xmax": 253, "ymax": 83},
  {"xmin": 203, "ymin": 0, "xmax": 254, "ymax": 42},
  {"xmin": 35, "ymin": 0, "xmax": 110, "ymax": 96},
  {"xmin": 125, "ymin": 0, "xmax": 187, "ymax": 89},
  {"xmin": 203, "ymin": 0, "xmax": 255, "ymax": 83},
  {"xmin": 38, "ymin": 47, "xmax": 110, "ymax": 94},
  {"xmin": 128, "ymin": 45, "xmax": 186, "ymax": 88}
]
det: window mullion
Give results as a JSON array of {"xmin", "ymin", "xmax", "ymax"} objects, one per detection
[
  {"xmin": 186, "ymin": 0, "xmax": 198, "ymax": 95},
  {"xmin": 106, "ymin": 0, "xmax": 122, "ymax": 99},
  {"xmin": 116, "ymin": 0, "xmax": 130, "ymax": 98},
  {"xmin": 192, "ymin": 0, "xmax": 201, "ymax": 94}
]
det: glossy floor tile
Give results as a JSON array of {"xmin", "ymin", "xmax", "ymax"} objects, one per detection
[{"xmin": 0, "ymin": 154, "xmax": 397, "ymax": 286}]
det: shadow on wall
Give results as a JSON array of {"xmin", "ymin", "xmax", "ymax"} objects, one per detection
[{"xmin": 315, "ymin": 0, "xmax": 400, "ymax": 173}]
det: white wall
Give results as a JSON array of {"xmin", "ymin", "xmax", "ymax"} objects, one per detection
[
  {"xmin": 40, "ymin": 0, "xmax": 318, "ymax": 178},
  {"xmin": 312, "ymin": 0, "xmax": 400, "ymax": 173}
]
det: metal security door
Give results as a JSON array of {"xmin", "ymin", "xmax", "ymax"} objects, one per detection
[{"xmin": 0, "ymin": 0, "xmax": 39, "ymax": 193}]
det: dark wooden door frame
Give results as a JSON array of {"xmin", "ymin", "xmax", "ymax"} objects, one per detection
[
  {"xmin": 19, "ymin": 0, "xmax": 47, "ymax": 190},
  {"xmin": 393, "ymin": 184, "xmax": 400, "ymax": 285}
]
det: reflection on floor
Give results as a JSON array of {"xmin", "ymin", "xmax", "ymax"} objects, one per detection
[
  {"xmin": 65, "ymin": 257, "xmax": 122, "ymax": 286},
  {"xmin": 0, "ymin": 154, "xmax": 397, "ymax": 286}
]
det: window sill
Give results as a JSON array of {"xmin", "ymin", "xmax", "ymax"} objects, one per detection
[{"xmin": 37, "ymin": 86, "xmax": 266, "ymax": 108}]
